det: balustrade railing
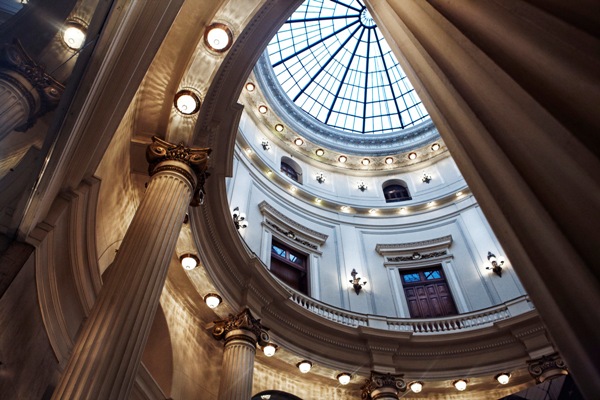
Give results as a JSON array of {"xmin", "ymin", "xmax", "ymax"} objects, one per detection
[{"xmin": 289, "ymin": 292, "xmax": 533, "ymax": 334}]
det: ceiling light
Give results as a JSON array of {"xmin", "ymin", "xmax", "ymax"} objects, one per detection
[
  {"xmin": 203, "ymin": 293, "xmax": 222, "ymax": 308},
  {"xmin": 180, "ymin": 254, "xmax": 199, "ymax": 270},
  {"xmin": 427, "ymin": 201, "xmax": 435, "ymax": 207},
  {"xmin": 399, "ymin": 208, "xmax": 407, "ymax": 215},
  {"xmin": 275, "ymin": 124, "xmax": 284, "ymax": 132},
  {"xmin": 294, "ymin": 138, "xmax": 304, "ymax": 146},
  {"xmin": 263, "ymin": 343, "xmax": 277, "ymax": 357},
  {"xmin": 297, "ymin": 361, "xmax": 312, "ymax": 373},
  {"xmin": 204, "ymin": 23, "xmax": 233, "ymax": 52},
  {"xmin": 315, "ymin": 198, "xmax": 321, "ymax": 204},
  {"xmin": 245, "ymin": 148, "xmax": 252, "ymax": 155},
  {"xmin": 315, "ymin": 149, "xmax": 325, "ymax": 156},
  {"xmin": 409, "ymin": 381, "xmax": 423, "ymax": 393},
  {"xmin": 385, "ymin": 157, "xmax": 394, "ymax": 165},
  {"xmin": 338, "ymin": 155, "xmax": 347, "ymax": 163},
  {"xmin": 495, "ymin": 373, "xmax": 511, "ymax": 385},
  {"xmin": 408, "ymin": 152, "xmax": 417, "ymax": 160},
  {"xmin": 245, "ymin": 82, "xmax": 256, "ymax": 92},
  {"xmin": 431, "ymin": 143, "xmax": 441, "ymax": 151},
  {"xmin": 258, "ymin": 105, "xmax": 268, "ymax": 114},
  {"xmin": 369, "ymin": 209, "xmax": 377, "ymax": 214},
  {"xmin": 63, "ymin": 22, "xmax": 87, "ymax": 50},
  {"xmin": 453, "ymin": 379, "xmax": 467, "ymax": 391},
  {"xmin": 174, "ymin": 90, "xmax": 201, "ymax": 115},
  {"xmin": 361, "ymin": 158, "xmax": 370, "ymax": 166},
  {"xmin": 341, "ymin": 206, "xmax": 349, "ymax": 212},
  {"xmin": 456, "ymin": 191, "xmax": 463, "ymax": 197},
  {"xmin": 290, "ymin": 186, "xmax": 297, "ymax": 192},
  {"xmin": 337, "ymin": 373, "xmax": 351, "ymax": 385}
]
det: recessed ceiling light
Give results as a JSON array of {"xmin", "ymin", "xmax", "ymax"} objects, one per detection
[
  {"xmin": 456, "ymin": 191, "xmax": 463, "ymax": 197},
  {"xmin": 341, "ymin": 205, "xmax": 349, "ymax": 212},
  {"xmin": 408, "ymin": 152, "xmax": 417, "ymax": 160},
  {"xmin": 399, "ymin": 208, "xmax": 407, "ymax": 215},
  {"xmin": 427, "ymin": 201, "xmax": 435, "ymax": 207},
  {"xmin": 245, "ymin": 82, "xmax": 256, "ymax": 92},
  {"xmin": 338, "ymin": 155, "xmax": 347, "ymax": 163},
  {"xmin": 385, "ymin": 157, "xmax": 394, "ymax": 165},
  {"xmin": 275, "ymin": 124, "xmax": 284, "ymax": 132},
  {"xmin": 63, "ymin": 22, "xmax": 87, "ymax": 50},
  {"xmin": 180, "ymin": 254, "xmax": 199, "ymax": 270},
  {"xmin": 294, "ymin": 138, "xmax": 304, "ymax": 146},
  {"xmin": 431, "ymin": 143, "xmax": 441, "ymax": 151},
  {"xmin": 245, "ymin": 148, "xmax": 252, "ymax": 155},
  {"xmin": 290, "ymin": 186, "xmax": 297, "ymax": 192},
  {"xmin": 258, "ymin": 105, "xmax": 268, "ymax": 114},
  {"xmin": 174, "ymin": 89, "xmax": 201, "ymax": 115},
  {"xmin": 204, "ymin": 23, "xmax": 233, "ymax": 52},
  {"xmin": 361, "ymin": 158, "xmax": 370, "ymax": 166},
  {"xmin": 369, "ymin": 209, "xmax": 377, "ymax": 214},
  {"xmin": 315, "ymin": 198, "xmax": 321, "ymax": 204},
  {"xmin": 316, "ymin": 149, "xmax": 325, "ymax": 156}
]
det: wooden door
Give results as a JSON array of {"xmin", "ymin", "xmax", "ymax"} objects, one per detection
[{"xmin": 401, "ymin": 267, "xmax": 458, "ymax": 318}]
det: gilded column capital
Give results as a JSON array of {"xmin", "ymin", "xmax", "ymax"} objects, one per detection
[
  {"xmin": 361, "ymin": 371, "xmax": 406, "ymax": 400},
  {"xmin": 146, "ymin": 136, "xmax": 212, "ymax": 206},
  {"xmin": 0, "ymin": 39, "xmax": 64, "ymax": 131},
  {"xmin": 212, "ymin": 308, "xmax": 270, "ymax": 346},
  {"xmin": 527, "ymin": 353, "xmax": 568, "ymax": 383}
]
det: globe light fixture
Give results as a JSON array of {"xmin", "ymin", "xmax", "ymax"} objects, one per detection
[
  {"xmin": 263, "ymin": 343, "xmax": 277, "ymax": 357},
  {"xmin": 294, "ymin": 138, "xmax": 304, "ymax": 146},
  {"xmin": 63, "ymin": 22, "xmax": 87, "ymax": 50},
  {"xmin": 297, "ymin": 360, "xmax": 312, "ymax": 373},
  {"xmin": 431, "ymin": 143, "xmax": 441, "ymax": 151},
  {"xmin": 338, "ymin": 155, "xmax": 347, "ymax": 163},
  {"xmin": 337, "ymin": 373, "xmax": 351, "ymax": 385},
  {"xmin": 174, "ymin": 90, "xmax": 201, "ymax": 115},
  {"xmin": 385, "ymin": 157, "xmax": 394, "ymax": 165},
  {"xmin": 258, "ymin": 105, "xmax": 268, "ymax": 114},
  {"xmin": 361, "ymin": 158, "xmax": 370, "ymax": 166},
  {"xmin": 315, "ymin": 148, "xmax": 325, "ymax": 156},
  {"xmin": 245, "ymin": 82, "xmax": 256, "ymax": 92},
  {"xmin": 180, "ymin": 254, "xmax": 199, "ymax": 270},
  {"xmin": 275, "ymin": 123, "xmax": 284, "ymax": 132},
  {"xmin": 204, "ymin": 23, "xmax": 233, "ymax": 52},
  {"xmin": 496, "ymin": 373, "xmax": 511, "ymax": 385},
  {"xmin": 408, "ymin": 152, "xmax": 417, "ymax": 160},
  {"xmin": 453, "ymin": 379, "xmax": 467, "ymax": 391},
  {"xmin": 203, "ymin": 293, "xmax": 222, "ymax": 309},
  {"xmin": 409, "ymin": 381, "xmax": 423, "ymax": 393}
]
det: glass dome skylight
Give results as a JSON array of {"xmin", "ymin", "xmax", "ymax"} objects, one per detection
[{"xmin": 267, "ymin": 0, "xmax": 429, "ymax": 135}]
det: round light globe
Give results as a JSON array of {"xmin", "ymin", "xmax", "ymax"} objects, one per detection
[
  {"xmin": 203, "ymin": 293, "xmax": 222, "ymax": 309},
  {"xmin": 297, "ymin": 361, "xmax": 312, "ymax": 374},
  {"xmin": 206, "ymin": 24, "xmax": 232, "ymax": 51},
  {"xmin": 180, "ymin": 254, "xmax": 199, "ymax": 270},
  {"xmin": 263, "ymin": 344, "xmax": 277, "ymax": 357},
  {"xmin": 409, "ymin": 381, "xmax": 423, "ymax": 393},
  {"xmin": 453, "ymin": 379, "xmax": 467, "ymax": 391},
  {"xmin": 337, "ymin": 373, "xmax": 351, "ymax": 385},
  {"xmin": 496, "ymin": 373, "xmax": 510, "ymax": 385},
  {"xmin": 63, "ymin": 25, "xmax": 86, "ymax": 50}
]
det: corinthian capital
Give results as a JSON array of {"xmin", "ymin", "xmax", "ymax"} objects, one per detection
[
  {"xmin": 146, "ymin": 136, "xmax": 212, "ymax": 206},
  {"xmin": 212, "ymin": 308, "xmax": 270, "ymax": 346},
  {"xmin": 361, "ymin": 371, "xmax": 406, "ymax": 400}
]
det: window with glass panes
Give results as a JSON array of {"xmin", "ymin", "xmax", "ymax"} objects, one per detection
[{"xmin": 270, "ymin": 240, "xmax": 308, "ymax": 294}]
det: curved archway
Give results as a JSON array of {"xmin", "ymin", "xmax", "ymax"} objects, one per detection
[{"xmin": 382, "ymin": 179, "xmax": 411, "ymax": 202}]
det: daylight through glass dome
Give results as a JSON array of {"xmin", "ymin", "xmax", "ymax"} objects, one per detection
[{"xmin": 268, "ymin": 0, "xmax": 430, "ymax": 135}]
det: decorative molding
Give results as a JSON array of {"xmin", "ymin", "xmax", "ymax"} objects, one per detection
[
  {"xmin": 213, "ymin": 308, "xmax": 270, "ymax": 346},
  {"xmin": 528, "ymin": 353, "xmax": 568, "ymax": 383},
  {"xmin": 147, "ymin": 136, "xmax": 211, "ymax": 206},
  {"xmin": 361, "ymin": 371, "xmax": 406, "ymax": 399},
  {"xmin": 386, "ymin": 250, "xmax": 447, "ymax": 262},
  {"xmin": 376, "ymin": 235, "xmax": 453, "ymax": 265}
]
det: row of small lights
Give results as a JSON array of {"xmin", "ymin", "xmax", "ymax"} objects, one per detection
[{"xmin": 245, "ymin": 81, "xmax": 442, "ymax": 164}]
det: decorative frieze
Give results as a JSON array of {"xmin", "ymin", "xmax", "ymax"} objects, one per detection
[
  {"xmin": 147, "ymin": 136, "xmax": 211, "ymax": 206},
  {"xmin": 361, "ymin": 371, "xmax": 406, "ymax": 400},
  {"xmin": 387, "ymin": 250, "xmax": 448, "ymax": 262},
  {"xmin": 377, "ymin": 235, "xmax": 453, "ymax": 266},
  {"xmin": 528, "ymin": 353, "xmax": 568, "ymax": 383}
]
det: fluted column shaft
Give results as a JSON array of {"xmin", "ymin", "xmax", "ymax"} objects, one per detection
[
  {"xmin": 0, "ymin": 72, "xmax": 35, "ymax": 140},
  {"xmin": 52, "ymin": 138, "xmax": 210, "ymax": 399},
  {"xmin": 219, "ymin": 329, "xmax": 258, "ymax": 400}
]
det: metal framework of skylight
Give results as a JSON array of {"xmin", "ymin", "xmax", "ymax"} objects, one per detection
[{"xmin": 267, "ymin": 0, "xmax": 429, "ymax": 135}]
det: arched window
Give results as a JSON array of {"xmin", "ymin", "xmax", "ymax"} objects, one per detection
[
  {"xmin": 280, "ymin": 156, "xmax": 302, "ymax": 184},
  {"xmin": 383, "ymin": 180, "xmax": 411, "ymax": 202}
]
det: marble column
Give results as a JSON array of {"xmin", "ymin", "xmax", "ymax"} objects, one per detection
[
  {"xmin": 51, "ymin": 136, "xmax": 211, "ymax": 399},
  {"xmin": 361, "ymin": 372, "xmax": 406, "ymax": 400},
  {"xmin": 213, "ymin": 308, "xmax": 270, "ymax": 400},
  {"xmin": 0, "ymin": 41, "xmax": 63, "ymax": 141},
  {"xmin": 366, "ymin": 1, "xmax": 600, "ymax": 396}
]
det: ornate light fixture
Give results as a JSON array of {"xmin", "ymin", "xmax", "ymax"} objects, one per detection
[
  {"xmin": 204, "ymin": 293, "xmax": 222, "ymax": 309},
  {"xmin": 337, "ymin": 373, "xmax": 351, "ymax": 385},
  {"xmin": 453, "ymin": 379, "xmax": 468, "ymax": 391},
  {"xmin": 174, "ymin": 89, "xmax": 201, "ymax": 115},
  {"xmin": 357, "ymin": 182, "xmax": 367, "ymax": 192},
  {"xmin": 486, "ymin": 251, "xmax": 505, "ymax": 277},
  {"xmin": 232, "ymin": 207, "xmax": 248, "ymax": 230},
  {"xmin": 422, "ymin": 173, "xmax": 432, "ymax": 184},
  {"xmin": 409, "ymin": 381, "xmax": 423, "ymax": 393},
  {"xmin": 495, "ymin": 372, "xmax": 511, "ymax": 385},
  {"xmin": 180, "ymin": 254, "xmax": 199, "ymax": 270},
  {"xmin": 349, "ymin": 269, "xmax": 367, "ymax": 295},
  {"xmin": 262, "ymin": 343, "xmax": 278, "ymax": 357},
  {"xmin": 297, "ymin": 360, "xmax": 312, "ymax": 373},
  {"xmin": 204, "ymin": 22, "xmax": 233, "ymax": 52},
  {"xmin": 261, "ymin": 140, "xmax": 270, "ymax": 151},
  {"xmin": 316, "ymin": 173, "xmax": 325, "ymax": 184},
  {"xmin": 63, "ymin": 21, "xmax": 87, "ymax": 50}
]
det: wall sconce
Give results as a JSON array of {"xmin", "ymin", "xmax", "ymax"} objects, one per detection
[
  {"xmin": 262, "ymin": 343, "xmax": 278, "ymax": 357},
  {"xmin": 180, "ymin": 254, "xmax": 199, "ymax": 270},
  {"xmin": 232, "ymin": 207, "xmax": 248, "ymax": 230},
  {"xmin": 349, "ymin": 269, "xmax": 367, "ymax": 295},
  {"xmin": 316, "ymin": 173, "xmax": 325, "ymax": 184},
  {"xmin": 204, "ymin": 293, "xmax": 222, "ymax": 308},
  {"xmin": 357, "ymin": 182, "xmax": 367, "ymax": 192},
  {"xmin": 486, "ymin": 251, "xmax": 505, "ymax": 277},
  {"xmin": 422, "ymin": 173, "xmax": 432, "ymax": 184},
  {"xmin": 337, "ymin": 373, "xmax": 351, "ymax": 385},
  {"xmin": 261, "ymin": 140, "xmax": 270, "ymax": 150}
]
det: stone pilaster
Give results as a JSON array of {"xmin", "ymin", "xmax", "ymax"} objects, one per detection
[
  {"xmin": 213, "ymin": 308, "xmax": 270, "ymax": 400},
  {"xmin": 51, "ymin": 137, "xmax": 210, "ymax": 399},
  {"xmin": 361, "ymin": 372, "xmax": 406, "ymax": 400},
  {"xmin": 0, "ymin": 40, "xmax": 63, "ymax": 141}
]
